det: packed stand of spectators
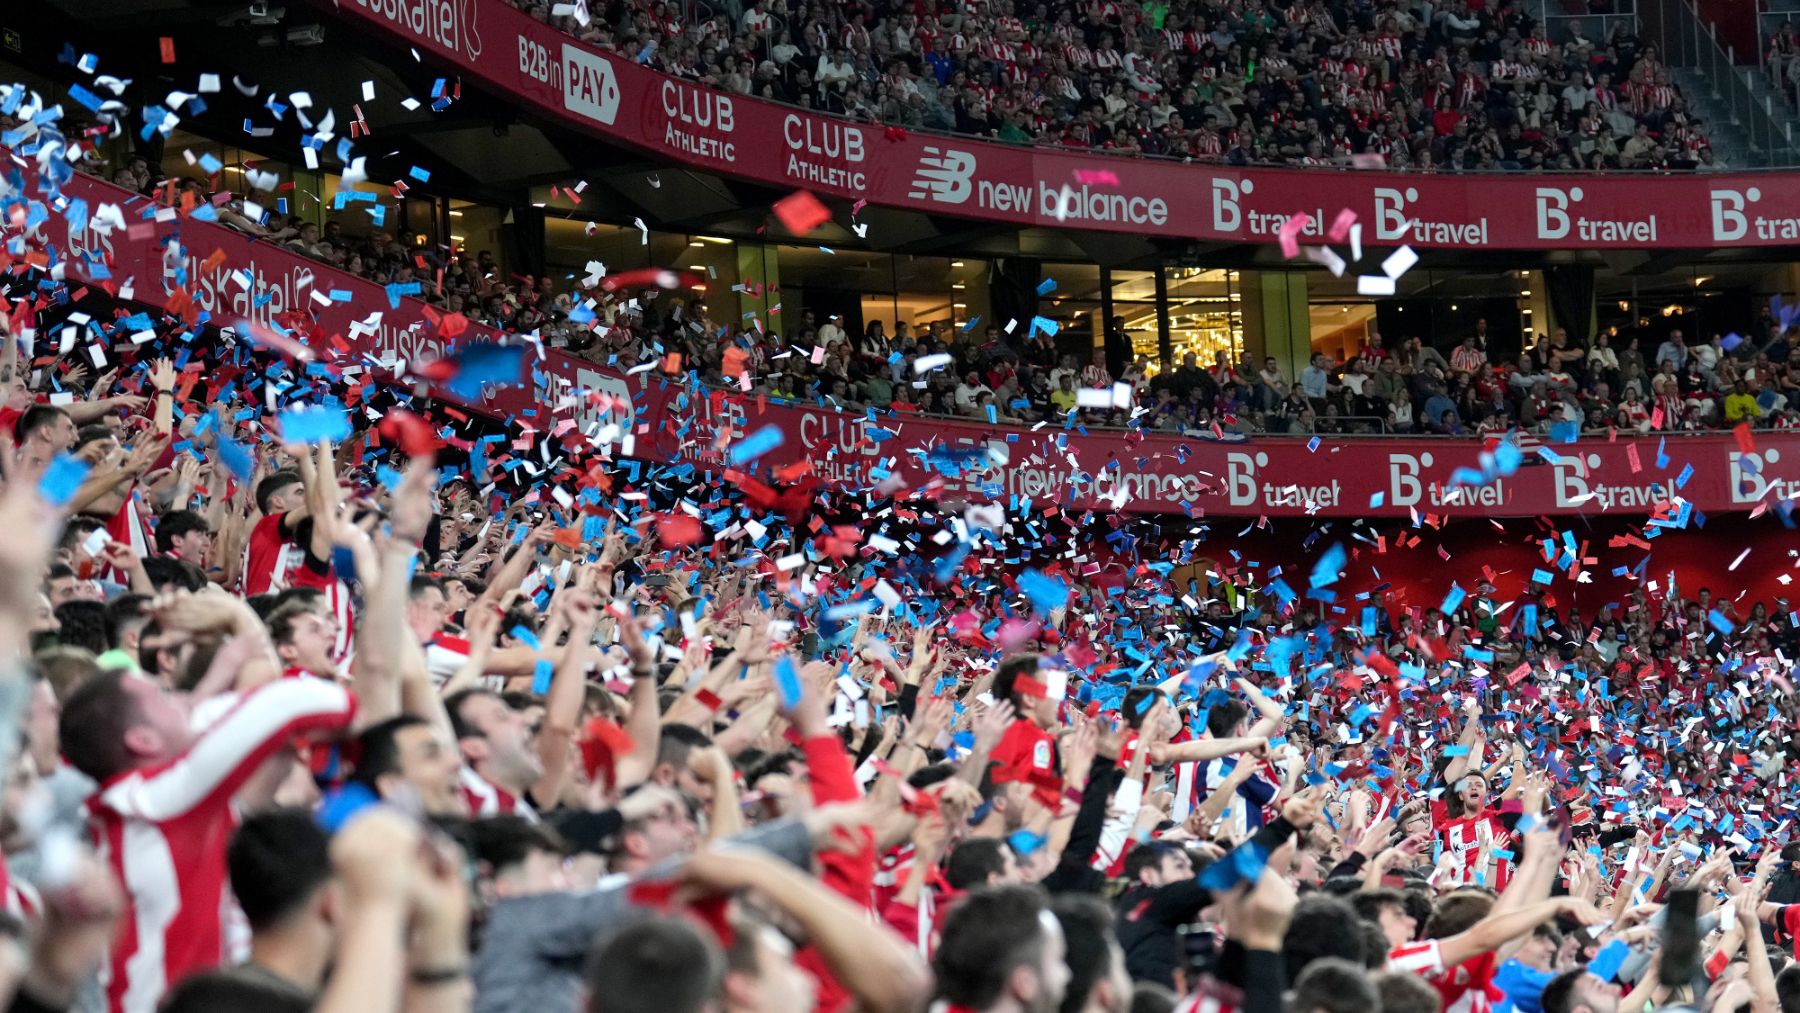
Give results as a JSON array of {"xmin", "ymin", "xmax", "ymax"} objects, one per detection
[
  {"xmin": 529, "ymin": 290, "xmax": 1800, "ymax": 437},
  {"xmin": 17, "ymin": 79, "xmax": 1800, "ymax": 1013},
  {"xmin": 6, "ymin": 274, "xmax": 1800, "ymax": 1013},
  {"xmin": 103, "ymin": 156, "xmax": 582, "ymax": 344},
  {"xmin": 512, "ymin": 0, "xmax": 1726, "ymax": 170}
]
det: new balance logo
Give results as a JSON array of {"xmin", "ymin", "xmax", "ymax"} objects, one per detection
[{"xmin": 907, "ymin": 147, "xmax": 976, "ymax": 204}]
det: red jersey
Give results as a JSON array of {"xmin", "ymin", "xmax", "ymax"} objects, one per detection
[
  {"xmin": 1389, "ymin": 941, "xmax": 1503, "ymax": 1013},
  {"xmin": 242, "ymin": 512, "xmax": 299, "ymax": 596},
  {"xmin": 1768, "ymin": 904, "xmax": 1800, "ymax": 958},
  {"xmin": 459, "ymin": 766, "xmax": 536, "ymax": 820},
  {"xmin": 89, "ymin": 678, "xmax": 356, "ymax": 1013},
  {"xmin": 1430, "ymin": 799, "xmax": 1514, "ymax": 890}
]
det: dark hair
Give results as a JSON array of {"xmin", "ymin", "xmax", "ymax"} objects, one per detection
[
  {"xmin": 57, "ymin": 670, "xmax": 138, "ymax": 781},
  {"xmin": 584, "ymin": 914, "xmax": 724, "ymax": 1013},
  {"xmin": 444, "ymin": 689, "xmax": 499, "ymax": 742},
  {"xmin": 1281, "ymin": 894, "xmax": 1365, "ymax": 986},
  {"xmin": 351, "ymin": 715, "xmax": 432, "ymax": 789},
  {"xmin": 157, "ymin": 969, "xmax": 312, "ymax": 1013},
  {"xmin": 15, "ymin": 404, "xmax": 69, "ymax": 442},
  {"xmin": 1206, "ymin": 698, "xmax": 1249, "ymax": 738},
  {"xmin": 1293, "ymin": 957, "xmax": 1379, "ymax": 1013},
  {"xmin": 1774, "ymin": 963, "xmax": 1800, "ymax": 1013},
  {"xmin": 141, "ymin": 555, "xmax": 207, "ymax": 593},
  {"xmin": 1121, "ymin": 686, "xmax": 1164, "ymax": 730},
  {"xmin": 933, "ymin": 884, "xmax": 1052, "ymax": 1009},
  {"xmin": 470, "ymin": 815, "xmax": 569, "ymax": 875},
  {"xmin": 53, "ymin": 600, "xmax": 112, "ymax": 654},
  {"xmin": 1424, "ymin": 890, "xmax": 1494, "ymax": 939},
  {"xmin": 991, "ymin": 654, "xmax": 1042, "ymax": 710},
  {"xmin": 1539, "ymin": 968, "xmax": 1589, "ymax": 1013},
  {"xmin": 1053, "ymin": 894, "xmax": 1118, "ymax": 1013},
  {"xmin": 155, "ymin": 509, "xmax": 211, "ymax": 554},
  {"xmin": 267, "ymin": 601, "xmax": 318, "ymax": 648},
  {"xmin": 73, "ymin": 424, "xmax": 114, "ymax": 453},
  {"xmin": 229, "ymin": 809, "xmax": 332, "ymax": 931},
  {"xmin": 105, "ymin": 594, "xmax": 151, "ymax": 651},
  {"xmin": 1350, "ymin": 888, "xmax": 1407, "ymax": 926},
  {"xmin": 1131, "ymin": 982, "xmax": 1179, "ymax": 1013},
  {"xmin": 656, "ymin": 723, "xmax": 713, "ymax": 771},
  {"xmin": 1357, "ymin": 920, "xmax": 1389, "ymax": 969},
  {"xmin": 256, "ymin": 470, "xmax": 303, "ymax": 513},
  {"xmin": 945, "ymin": 837, "xmax": 1011, "ymax": 891},
  {"xmin": 1123, "ymin": 842, "xmax": 1181, "ymax": 884},
  {"xmin": 410, "ymin": 575, "xmax": 446, "ymax": 599},
  {"xmin": 1374, "ymin": 970, "xmax": 1442, "ymax": 1013},
  {"xmin": 272, "ymin": 586, "xmax": 326, "ymax": 612}
]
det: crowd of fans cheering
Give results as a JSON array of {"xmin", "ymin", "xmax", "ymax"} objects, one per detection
[
  {"xmin": 9, "ymin": 94, "xmax": 1800, "ymax": 1013},
  {"xmin": 512, "ymin": 0, "xmax": 1726, "ymax": 171}
]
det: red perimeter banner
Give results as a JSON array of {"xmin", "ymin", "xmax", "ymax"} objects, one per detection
[
  {"xmin": 321, "ymin": 0, "xmax": 1800, "ymax": 251},
  {"xmin": 668, "ymin": 391, "xmax": 1800, "ymax": 518},
  {"xmin": 29, "ymin": 168, "xmax": 1800, "ymax": 518}
]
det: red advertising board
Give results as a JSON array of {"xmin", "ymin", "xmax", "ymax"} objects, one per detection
[
  {"xmin": 668, "ymin": 391, "xmax": 1800, "ymax": 519},
  {"xmin": 324, "ymin": 0, "xmax": 1800, "ymax": 252},
  {"xmin": 34, "ymin": 167, "xmax": 1800, "ymax": 518}
]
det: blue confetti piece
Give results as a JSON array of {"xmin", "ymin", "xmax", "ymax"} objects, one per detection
[
  {"xmin": 1035, "ymin": 277, "xmax": 1057, "ymax": 296},
  {"xmin": 532, "ymin": 658, "xmax": 555, "ymax": 694},
  {"xmin": 1676, "ymin": 463, "xmax": 1694, "ymax": 489},
  {"xmin": 1530, "ymin": 568, "xmax": 1554, "ymax": 585},
  {"xmin": 38, "ymin": 453, "xmax": 90, "ymax": 507},
  {"xmin": 409, "ymin": 165, "xmax": 431, "ymax": 182},
  {"xmin": 1311, "ymin": 543, "xmax": 1345, "ymax": 588},
  {"xmin": 774, "ymin": 656, "xmax": 804, "ymax": 709},
  {"xmin": 442, "ymin": 342, "xmax": 526, "ymax": 399},
  {"xmin": 215, "ymin": 434, "xmax": 255, "ymax": 480},
  {"xmin": 1441, "ymin": 582, "xmax": 1466, "ymax": 615},
  {"xmin": 1708, "ymin": 609, "xmax": 1735, "ymax": 635},
  {"xmin": 1307, "ymin": 436, "xmax": 1321, "ymax": 453},
  {"xmin": 275, "ymin": 405, "xmax": 350, "ymax": 445},
  {"xmin": 1018, "ymin": 568, "xmax": 1070, "ymax": 616},
  {"xmin": 1008, "ymin": 829, "xmax": 1047, "ymax": 855},
  {"xmin": 727, "ymin": 424, "xmax": 785, "ymax": 465}
]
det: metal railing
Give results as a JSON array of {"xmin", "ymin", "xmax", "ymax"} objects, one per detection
[
  {"xmin": 1757, "ymin": 2, "xmax": 1800, "ymax": 103},
  {"xmin": 1672, "ymin": 0, "xmax": 1798, "ymax": 163},
  {"xmin": 1542, "ymin": 12, "xmax": 1642, "ymax": 47}
]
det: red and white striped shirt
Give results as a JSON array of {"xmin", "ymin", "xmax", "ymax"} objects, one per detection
[
  {"xmin": 459, "ymin": 766, "xmax": 537, "ymax": 820},
  {"xmin": 241, "ymin": 512, "xmax": 299, "ymax": 597},
  {"xmin": 1389, "ymin": 942, "xmax": 1503, "ymax": 1013},
  {"xmin": 89, "ymin": 677, "xmax": 356, "ymax": 1013}
]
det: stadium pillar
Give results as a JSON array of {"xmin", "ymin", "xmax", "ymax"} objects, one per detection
[
  {"xmin": 735, "ymin": 244, "xmax": 779, "ymax": 334},
  {"xmin": 1240, "ymin": 270, "xmax": 1310, "ymax": 381},
  {"xmin": 1154, "ymin": 268, "xmax": 1173, "ymax": 366}
]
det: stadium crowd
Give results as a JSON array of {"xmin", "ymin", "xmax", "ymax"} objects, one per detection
[
  {"xmin": 10, "ymin": 39, "xmax": 1800, "ymax": 1013},
  {"xmin": 135, "ymin": 168, "xmax": 1800, "ymax": 441},
  {"xmin": 513, "ymin": 0, "xmax": 1726, "ymax": 171},
  {"xmin": 3, "ymin": 253, "xmax": 1800, "ymax": 1013}
]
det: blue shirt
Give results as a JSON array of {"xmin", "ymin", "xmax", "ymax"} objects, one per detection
[{"xmin": 1494, "ymin": 959, "xmax": 1555, "ymax": 1013}]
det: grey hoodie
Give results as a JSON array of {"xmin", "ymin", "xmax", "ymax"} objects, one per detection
[{"xmin": 471, "ymin": 819, "xmax": 812, "ymax": 1013}]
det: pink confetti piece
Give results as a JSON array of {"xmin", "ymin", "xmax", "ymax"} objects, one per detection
[
  {"xmin": 1350, "ymin": 153, "xmax": 1388, "ymax": 169},
  {"xmin": 1277, "ymin": 212, "xmax": 1313, "ymax": 259},
  {"xmin": 1073, "ymin": 169, "xmax": 1120, "ymax": 186},
  {"xmin": 1327, "ymin": 208, "xmax": 1357, "ymax": 244}
]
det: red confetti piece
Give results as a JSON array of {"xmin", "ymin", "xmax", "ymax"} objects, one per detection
[{"xmin": 772, "ymin": 191, "xmax": 831, "ymax": 234}]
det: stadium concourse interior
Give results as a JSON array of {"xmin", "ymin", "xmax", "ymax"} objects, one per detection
[{"xmin": 4, "ymin": 3, "xmax": 1800, "ymax": 1013}]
